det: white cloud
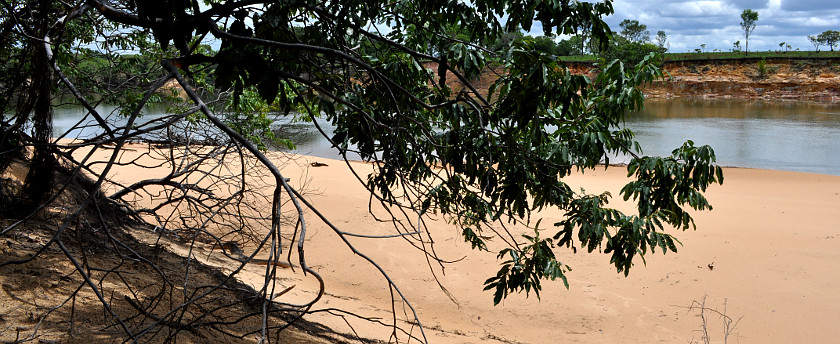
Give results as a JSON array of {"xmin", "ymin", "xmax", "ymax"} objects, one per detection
[
  {"xmin": 659, "ymin": 1, "xmax": 739, "ymax": 18},
  {"xmin": 600, "ymin": 0, "xmax": 840, "ymax": 52},
  {"xmin": 799, "ymin": 16, "xmax": 840, "ymax": 27},
  {"xmin": 780, "ymin": 0, "xmax": 840, "ymax": 12}
]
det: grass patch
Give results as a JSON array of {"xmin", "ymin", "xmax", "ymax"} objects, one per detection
[{"xmin": 559, "ymin": 51, "xmax": 840, "ymax": 64}]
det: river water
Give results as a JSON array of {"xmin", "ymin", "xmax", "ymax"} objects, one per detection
[
  {"xmin": 52, "ymin": 99, "xmax": 840, "ymax": 176},
  {"xmin": 625, "ymin": 99, "xmax": 840, "ymax": 176}
]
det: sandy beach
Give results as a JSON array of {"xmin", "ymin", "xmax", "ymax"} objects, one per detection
[
  {"xmin": 249, "ymin": 155, "xmax": 840, "ymax": 344},
  {"xmin": 70, "ymin": 145, "xmax": 840, "ymax": 343}
]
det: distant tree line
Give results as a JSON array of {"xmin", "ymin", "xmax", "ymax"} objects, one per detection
[
  {"xmin": 484, "ymin": 19, "xmax": 666, "ymax": 66},
  {"xmin": 485, "ymin": 8, "xmax": 839, "ymax": 61},
  {"xmin": 737, "ymin": 8, "xmax": 840, "ymax": 55}
]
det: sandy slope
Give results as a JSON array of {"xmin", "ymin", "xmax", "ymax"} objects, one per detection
[
  {"xmin": 261, "ymin": 155, "xmax": 840, "ymax": 344},
  {"xmin": 67, "ymin": 143, "xmax": 840, "ymax": 343}
]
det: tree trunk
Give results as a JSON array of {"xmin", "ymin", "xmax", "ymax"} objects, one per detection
[{"xmin": 20, "ymin": 0, "xmax": 56, "ymax": 214}]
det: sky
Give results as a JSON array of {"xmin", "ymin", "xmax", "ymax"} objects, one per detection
[
  {"xmin": 584, "ymin": 0, "xmax": 840, "ymax": 52},
  {"xmin": 191, "ymin": 1, "xmax": 839, "ymax": 54}
]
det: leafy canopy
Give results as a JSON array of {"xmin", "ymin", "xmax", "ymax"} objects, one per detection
[
  {"xmin": 740, "ymin": 9, "xmax": 759, "ymax": 53},
  {"xmin": 817, "ymin": 30, "xmax": 840, "ymax": 52},
  {"xmin": 11, "ymin": 0, "xmax": 723, "ymax": 306},
  {"xmin": 619, "ymin": 19, "xmax": 650, "ymax": 43}
]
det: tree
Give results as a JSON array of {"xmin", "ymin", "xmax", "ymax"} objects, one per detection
[
  {"xmin": 656, "ymin": 30, "xmax": 668, "ymax": 50},
  {"xmin": 573, "ymin": 21, "xmax": 593, "ymax": 55},
  {"xmin": 567, "ymin": 34, "xmax": 589, "ymax": 55},
  {"xmin": 733, "ymin": 40, "xmax": 742, "ymax": 52},
  {"xmin": 619, "ymin": 19, "xmax": 650, "ymax": 43},
  {"xmin": 490, "ymin": 29, "xmax": 526, "ymax": 52},
  {"xmin": 740, "ymin": 9, "xmax": 759, "ymax": 55},
  {"xmin": 818, "ymin": 30, "xmax": 840, "ymax": 51},
  {"xmin": 809, "ymin": 35, "xmax": 822, "ymax": 52},
  {"xmin": 555, "ymin": 38, "xmax": 579, "ymax": 56},
  {"xmin": 601, "ymin": 35, "xmax": 666, "ymax": 66},
  {"xmin": 0, "ymin": 0, "xmax": 723, "ymax": 342},
  {"xmin": 533, "ymin": 35, "xmax": 559, "ymax": 55}
]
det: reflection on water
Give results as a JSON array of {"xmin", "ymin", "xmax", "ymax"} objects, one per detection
[
  {"xmin": 626, "ymin": 99, "xmax": 840, "ymax": 175},
  {"xmin": 53, "ymin": 104, "xmax": 171, "ymax": 139},
  {"xmin": 270, "ymin": 118, "xmax": 363, "ymax": 161},
  {"xmin": 51, "ymin": 99, "xmax": 840, "ymax": 176},
  {"xmin": 52, "ymin": 104, "xmax": 360, "ymax": 160},
  {"xmin": 279, "ymin": 99, "xmax": 840, "ymax": 175}
]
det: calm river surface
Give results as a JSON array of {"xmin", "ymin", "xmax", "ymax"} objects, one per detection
[
  {"xmin": 625, "ymin": 99, "xmax": 840, "ymax": 176},
  {"xmin": 53, "ymin": 99, "xmax": 840, "ymax": 176}
]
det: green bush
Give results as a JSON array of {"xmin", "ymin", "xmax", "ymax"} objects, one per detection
[
  {"xmin": 756, "ymin": 58, "xmax": 767, "ymax": 79},
  {"xmin": 600, "ymin": 36, "xmax": 665, "ymax": 66}
]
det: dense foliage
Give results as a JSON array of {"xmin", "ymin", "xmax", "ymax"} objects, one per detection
[{"xmin": 600, "ymin": 35, "xmax": 666, "ymax": 66}]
